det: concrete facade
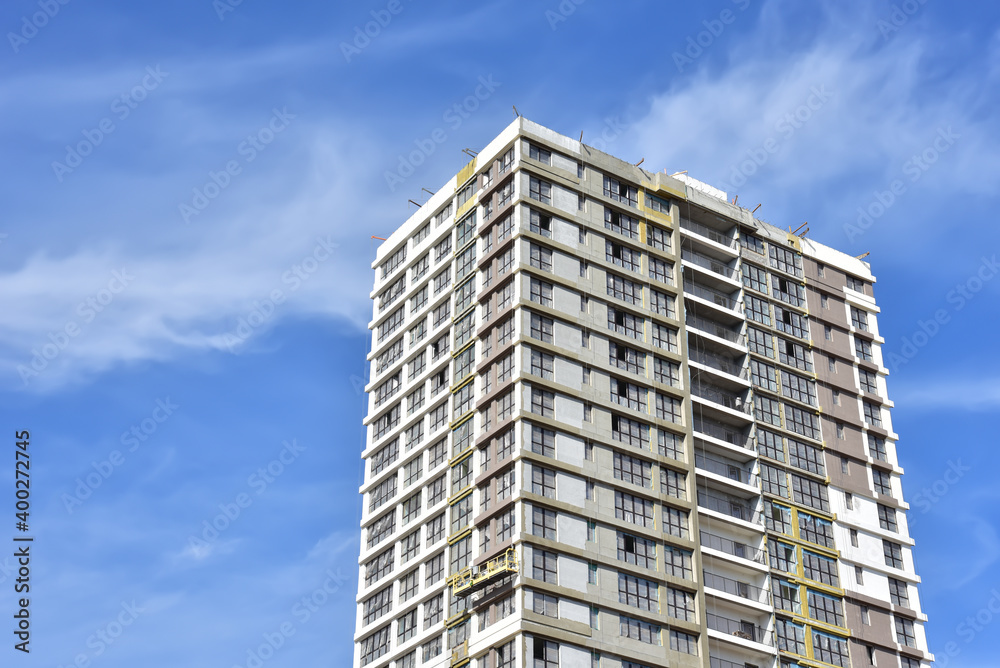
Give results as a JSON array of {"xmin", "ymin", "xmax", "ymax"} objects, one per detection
[{"xmin": 354, "ymin": 118, "xmax": 932, "ymax": 668}]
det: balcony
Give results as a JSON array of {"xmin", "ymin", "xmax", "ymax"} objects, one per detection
[
  {"xmin": 706, "ymin": 612, "xmax": 772, "ymax": 647},
  {"xmin": 686, "ymin": 313, "xmax": 744, "ymax": 344},
  {"xmin": 711, "ymin": 657, "xmax": 763, "ymax": 668},
  {"xmin": 689, "ymin": 348, "xmax": 747, "ymax": 380},
  {"xmin": 700, "ymin": 531, "xmax": 766, "ymax": 565},
  {"xmin": 703, "ymin": 570, "xmax": 770, "ymax": 605},
  {"xmin": 695, "ymin": 452, "xmax": 756, "ymax": 486},
  {"xmin": 680, "ymin": 217, "xmax": 737, "ymax": 248},
  {"xmin": 681, "ymin": 249, "xmax": 738, "ymax": 281},
  {"xmin": 693, "ymin": 417, "xmax": 751, "ymax": 449},
  {"xmin": 684, "ymin": 279, "xmax": 741, "ymax": 312},
  {"xmin": 691, "ymin": 382, "xmax": 751, "ymax": 414},
  {"xmin": 698, "ymin": 490, "xmax": 760, "ymax": 525}
]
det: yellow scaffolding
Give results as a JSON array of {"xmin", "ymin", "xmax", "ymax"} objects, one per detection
[{"xmin": 448, "ymin": 548, "xmax": 519, "ymax": 598}]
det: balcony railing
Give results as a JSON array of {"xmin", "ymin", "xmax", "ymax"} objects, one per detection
[
  {"xmin": 695, "ymin": 452, "xmax": 756, "ymax": 485},
  {"xmin": 691, "ymin": 382, "xmax": 751, "ymax": 414},
  {"xmin": 689, "ymin": 348, "xmax": 747, "ymax": 379},
  {"xmin": 682, "ymin": 249, "xmax": 737, "ymax": 280},
  {"xmin": 685, "ymin": 314, "xmax": 743, "ymax": 344},
  {"xmin": 703, "ymin": 570, "xmax": 770, "ymax": 605},
  {"xmin": 711, "ymin": 657, "xmax": 759, "ymax": 668},
  {"xmin": 706, "ymin": 612, "xmax": 772, "ymax": 646},
  {"xmin": 684, "ymin": 280, "xmax": 741, "ymax": 311},
  {"xmin": 699, "ymin": 530, "xmax": 766, "ymax": 564},
  {"xmin": 693, "ymin": 417, "xmax": 751, "ymax": 449},
  {"xmin": 680, "ymin": 218, "xmax": 737, "ymax": 248},
  {"xmin": 698, "ymin": 490, "xmax": 760, "ymax": 524}
]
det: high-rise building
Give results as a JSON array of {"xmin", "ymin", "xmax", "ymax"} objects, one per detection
[{"xmin": 354, "ymin": 117, "xmax": 932, "ymax": 668}]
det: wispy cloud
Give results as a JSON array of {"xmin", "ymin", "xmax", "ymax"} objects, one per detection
[{"xmin": 892, "ymin": 377, "xmax": 1000, "ymax": 410}]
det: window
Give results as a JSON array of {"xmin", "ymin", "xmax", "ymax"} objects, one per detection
[
  {"xmin": 654, "ymin": 357, "xmax": 679, "ymax": 387},
  {"xmin": 421, "ymin": 635, "xmax": 442, "ymax": 662},
  {"xmin": 529, "ymin": 177, "xmax": 552, "ymax": 204},
  {"xmin": 846, "ymin": 274, "xmax": 866, "ymax": 292},
  {"xmin": 433, "ymin": 267, "xmax": 451, "ymax": 294},
  {"xmin": 785, "ymin": 404, "xmax": 820, "ymax": 440},
  {"xmin": 532, "ymin": 590, "xmax": 558, "ymax": 618},
  {"xmin": 808, "ymin": 590, "xmax": 844, "ymax": 626},
  {"xmin": 531, "ymin": 388, "xmax": 555, "ymax": 418},
  {"xmin": 428, "ymin": 439, "xmax": 447, "ymax": 469},
  {"xmin": 751, "ymin": 359, "xmax": 778, "ymax": 391},
  {"xmin": 646, "ymin": 224, "xmax": 671, "ymax": 251},
  {"xmin": 889, "ymin": 577, "xmax": 910, "ymax": 607},
  {"xmin": 821, "ymin": 294, "xmax": 829, "ymax": 309},
  {"xmin": 375, "ymin": 339, "xmax": 403, "ymax": 374},
  {"xmin": 603, "ymin": 175, "xmax": 638, "ymax": 207},
  {"xmin": 769, "ymin": 244, "xmax": 803, "ymax": 277},
  {"xmin": 367, "ymin": 511, "xmax": 395, "ymax": 549},
  {"xmin": 868, "ymin": 435, "xmax": 888, "ymax": 462},
  {"xmin": 619, "ymin": 615, "xmax": 659, "ymax": 645},
  {"xmin": 527, "ymin": 425, "xmax": 554, "ymax": 458},
  {"xmin": 529, "ymin": 505, "xmax": 557, "ymax": 540},
  {"xmin": 532, "ymin": 466, "xmax": 556, "ymax": 498},
  {"xmin": 667, "ymin": 587, "xmax": 694, "ymax": 622},
  {"xmin": 606, "ymin": 240, "xmax": 641, "ymax": 272},
  {"xmin": 533, "ymin": 638, "xmax": 559, "ymax": 668},
  {"xmin": 530, "ymin": 313, "xmax": 554, "ymax": 343},
  {"xmin": 765, "ymin": 501, "xmax": 792, "ymax": 534},
  {"xmin": 803, "ymin": 550, "xmax": 839, "ymax": 586},
  {"xmin": 380, "ymin": 246, "xmax": 407, "ymax": 279},
  {"xmin": 754, "ymin": 395, "xmax": 781, "ymax": 426},
  {"xmin": 747, "ymin": 327, "xmax": 774, "ymax": 358},
  {"xmin": 614, "ymin": 452, "xmax": 652, "ymax": 487},
  {"xmin": 617, "ymin": 532, "xmax": 656, "ymax": 569},
  {"xmin": 788, "ymin": 438, "xmax": 825, "ymax": 475},
  {"xmin": 427, "ymin": 474, "xmax": 446, "ymax": 506},
  {"xmin": 360, "ymin": 625, "xmax": 391, "ymax": 666},
  {"xmin": 855, "ymin": 337, "xmax": 873, "ymax": 361},
  {"xmin": 608, "ymin": 307, "xmax": 643, "ymax": 339},
  {"xmin": 776, "ymin": 618, "xmax": 806, "ymax": 655},
  {"xmin": 799, "ymin": 513, "xmax": 834, "ymax": 548},
  {"xmin": 615, "ymin": 491, "xmax": 653, "ymax": 528},
  {"xmin": 610, "ymin": 342, "xmax": 645, "ymax": 375},
  {"xmin": 651, "ymin": 323, "xmax": 677, "ymax": 352},
  {"xmin": 772, "ymin": 274, "xmax": 805, "ymax": 307},
  {"xmin": 650, "ymin": 289, "xmax": 675, "ymax": 317},
  {"xmin": 401, "ymin": 529, "xmax": 420, "ymax": 563},
  {"xmin": 530, "ymin": 243, "xmax": 553, "ymax": 271},
  {"xmin": 402, "ymin": 492, "xmax": 422, "ymax": 524},
  {"xmin": 378, "ymin": 307, "xmax": 405, "ymax": 343},
  {"xmin": 499, "ymin": 147, "xmax": 514, "ymax": 174},
  {"xmin": 662, "ymin": 505, "xmax": 688, "ymax": 538},
  {"xmin": 605, "ymin": 207, "xmax": 640, "ymax": 239},
  {"xmin": 769, "ymin": 539, "xmax": 796, "ymax": 572},
  {"xmin": 782, "ymin": 371, "xmax": 816, "ymax": 405},
  {"xmin": 532, "ymin": 549, "xmax": 558, "ymax": 584},
  {"xmin": 792, "ymin": 474, "xmax": 829, "ymax": 512},
  {"xmin": 378, "ymin": 276, "xmax": 406, "ymax": 313},
  {"xmin": 424, "ymin": 594, "xmax": 443, "ymax": 628},
  {"xmin": 779, "ymin": 338, "xmax": 813, "ymax": 371},
  {"xmin": 664, "ymin": 545, "xmax": 692, "ymax": 579},
  {"xmin": 370, "ymin": 438, "xmax": 399, "ymax": 477},
  {"xmin": 649, "ymin": 257, "xmax": 673, "ymax": 284},
  {"xmin": 398, "ymin": 652, "xmax": 416, "ymax": 668},
  {"xmin": 425, "ymin": 552, "xmax": 444, "ymax": 587},
  {"xmin": 758, "ymin": 429, "xmax": 784, "ymax": 461},
  {"xmin": 619, "ymin": 572, "xmax": 658, "ymax": 612},
  {"xmin": 528, "ymin": 143, "xmax": 551, "ymax": 164},
  {"xmin": 851, "ymin": 306, "xmax": 870, "ymax": 331},
  {"xmin": 746, "ymin": 294, "xmax": 771, "ymax": 325},
  {"xmin": 529, "ymin": 278, "xmax": 553, "ymax": 307},
  {"xmin": 611, "ymin": 378, "xmax": 646, "ymax": 412},
  {"xmin": 362, "ymin": 586, "xmax": 393, "ymax": 625},
  {"xmin": 742, "ymin": 263, "xmax": 768, "ymax": 293},
  {"xmin": 760, "ymin": 463, "xmax": 788, "ymax": 498},
  {"xmin": 895, "ymin": 616, "xmax": 916, "ymax": 647},
  {"xmin": 813, "ymin": 631, "xmax": 850, "ymax": 668},
  {"xmin": 369, "ymin": 475, "xmax": 397, "ymax": 512},
  {"xmin": 878, "ymin": 504, "xmax": 898, "ymax": 532},
  {"xmin": 607, "ymin": 272, "xmax": 642, "ymax": 304},
  {"xmin": 655, "ymin": 394, "xmax": 682, "ymax": 424},
  {"xmin": 412, "ymin": 253, "xmax": 429, "ymax": 281},
  {"xmin": 774, "ymin": 304, "xmax": 809, "ymax": 339},
  {"xmin": 365, "ymin": 547, "xmax": 394, "ymax": 586},
  {"xmin": 863, "ymin": 401, "xmax": 883, "ymax": 427},
  {"xmin": 860, "ymin": 369, "xmax": 879, "ymax": 394},
  {"xmin": 529, "ymin": 209, "xmax": 552, "ymax": 237},
  {"xmin": 884, "ymin": 539, "xmax": 904, "ymax": 568},
  {"xmin": 397, "ymin": 608, "xmax": 417, "ymax": 644},
  {"xmin": 774, "ymin": 578, "xmax": 800, "ymax": 613},
  {"xmin": 426, "ymin": 513, "xmax": 445, "ymax": 545},
  {"xmin": 873, "ymin": 469, "xmax": 892, "ymax": 496},
  {"xmin": 741, "ymin": 231, "xmax": 765, "ymax": 254},
  {"xmin": 645, "ymin": 193, "xmax": 671, "ymax": 214},
  {"xmin": 612, "ymin": 415, "xmax": 649, "ymax": 448}
]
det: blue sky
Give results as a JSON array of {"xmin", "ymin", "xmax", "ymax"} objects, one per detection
[{"xmin": 1, "ymin": 0, "xmax": 998, "ymax": 665}]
